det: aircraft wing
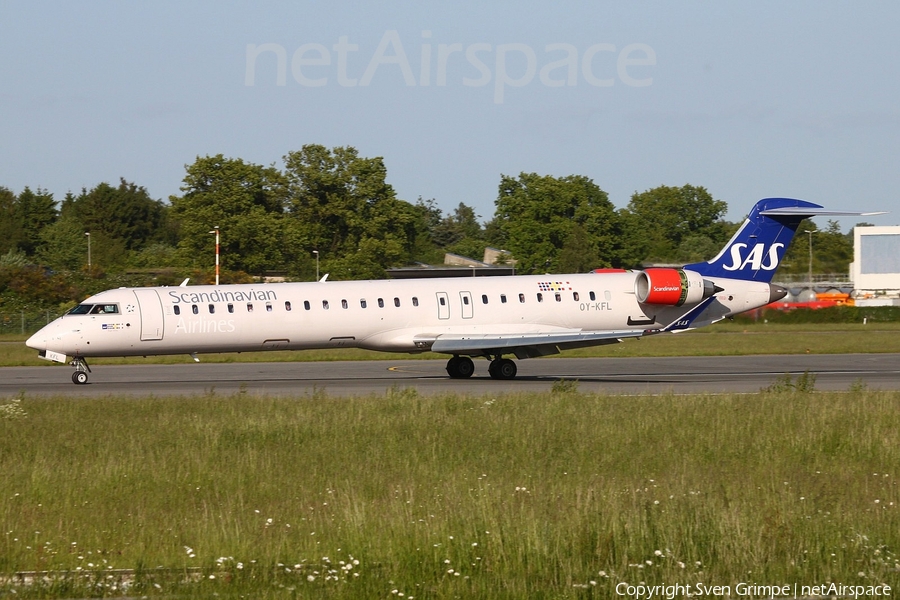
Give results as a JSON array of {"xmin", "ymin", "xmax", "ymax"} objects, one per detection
[{"xmin": 427, "ymin": 330, "xmax": 645, "ymax": 359}]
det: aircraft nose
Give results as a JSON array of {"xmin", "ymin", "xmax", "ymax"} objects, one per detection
[
  {"xmin": 26, "ymin": 320, "xmax": 64, "ymax": 352},
  {"xmin": 26, "ymin": 328, "xmax": 47, "ymax": 351}
]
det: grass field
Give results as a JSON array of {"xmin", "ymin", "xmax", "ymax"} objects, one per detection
[
  {"xmin": 4, "ymin": 321, "xmax": 900, "ymax": 367},
  {"xmin": 1, "ymin": 387, "xmax": 899, "ymax": 598}
]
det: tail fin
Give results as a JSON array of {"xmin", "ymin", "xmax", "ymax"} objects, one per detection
[{"xmin": 685, "ymin": 197, "xmax": 872, "ymax": 282}]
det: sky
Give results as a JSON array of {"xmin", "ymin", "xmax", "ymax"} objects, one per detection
[{"xmin": 2, "ymin": 2, "xmax": 899, "ymax": 230}]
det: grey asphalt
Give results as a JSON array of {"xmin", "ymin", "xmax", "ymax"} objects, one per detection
[{"xmin": 2, "ymin": 353, "xmax": 898, "ymax": 397}]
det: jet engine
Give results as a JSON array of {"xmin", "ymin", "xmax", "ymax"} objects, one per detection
[{"xmin": 635, "ymin": 268, "xmax": 717, "ymax": 306}]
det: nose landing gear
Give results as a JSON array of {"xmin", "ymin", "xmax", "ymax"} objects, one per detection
[{"xmin": 70, "ymin": 357, "xmax": 91, "ymax": 385}]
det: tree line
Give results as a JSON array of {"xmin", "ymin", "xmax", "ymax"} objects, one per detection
[{"xmin": 0, "ymin": 144, "xmax": 855, "ymax": 312}]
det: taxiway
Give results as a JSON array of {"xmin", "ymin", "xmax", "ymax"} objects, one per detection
[{"xmin": 2, "ymin": 354, "xmax": 898, "ymax": 397}]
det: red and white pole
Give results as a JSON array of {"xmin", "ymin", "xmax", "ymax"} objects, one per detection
[{"xmin": 209, "ymin": 227, "xmax": 220, "ymax": 285}]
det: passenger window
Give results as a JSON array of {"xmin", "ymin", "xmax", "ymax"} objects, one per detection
[
  {"xmin": 573, "ymin": 292, "xmax": 579, "ymax": 301},
  {"xmin": 322, "ymin": 300, "xmax": 329, "ymax": 310},
  {"xmin": 285, "ymin": 301, "xmax": 291, "ymax": 311},
  {"xmin": 227, "ymin": 304, "xmax": 234, "ymax": 313},
  {"xmin": 304, "ymin": 300, "xmax": 310, "ymax": 310},
  {"xmin": 463, "ymin": 296, "xmax": 470, "ymax": 305},
  {"xmin": 439, "ymin": 297, "xmax": 446, "ymax": 306},
  {"xmin": 555, "ymin": 293, "xmax": 561, "ymax": 302},
  {"xmin": 342, "ymin": 299, "xmax": 349, "ymax": 309},
  {"xmin": 247, "ymin": 303, "xmax": 253, "ymax": 312},
  {"xmin": 537, "ymin": 293, "xmax": 543, "ymax": 302},
  {"xmin": 605, "ymin": 290, "xmax": 612, "ymax": 301},
  {"xmin": 192, "ymin": 304, "xmax": 199, "ymax": 314},
  {"xmin": 482, "ymin": 294, "xmax": 488, "ymax": 304},
  {"xmin": 378, "ymin": 298, "xmax": 384, "ymax": 308},
  {"xmin": 412, "ymin": 297, "xmax": 419, "ymax": 307},
  {"xmin": 519, "ymin": 293, "xmax": 525, "ymax": 303},
  {"xmin": 266, "ymin": 303, "xmax": 273, "ymax": 312},
  {"xmin": 394, "ymin": 297, "xmax": 400, "ymax": 307},
  {"xmin": 208, "ymin": 304, "xmax": 215, "ymax": 314},
  {"xmin": 173, "ymin": 305, "xmax": 180, "ymax": 315},
  {"xmin": 360, "ymin": 299, "xmax": 367, "ymax": 308},
  {"xmin": 589, "ymin": 291, "xmax": 596, "ymax": 301},
  {"xmin": 500, "ymin": 294, "xmax": 507, "ymax": 303}
]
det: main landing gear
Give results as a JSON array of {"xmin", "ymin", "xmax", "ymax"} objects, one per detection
[
  {"xmin": 71, "ymin": 357, "xmax": 91, "ymax": 385},
  {"xmin": 445, "ymin": 355, "xmax": 518, "ymax": 380},
  {"xmin": 446, "ymin": 356, "xmax": 475, "ymax": 379}
]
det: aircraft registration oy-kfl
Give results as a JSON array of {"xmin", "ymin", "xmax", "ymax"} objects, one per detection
[{"xmin": 26, "ymin": 198, "xmax": 880, "ymax": 384}]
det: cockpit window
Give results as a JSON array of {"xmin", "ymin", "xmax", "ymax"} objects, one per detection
[
  {"xmin": 89, "ymin": 304, "xmax": 119, "ymax": 314},
  {"xmin": 68, "ymin": 304, "xmax": 93, "ymax": 315}
]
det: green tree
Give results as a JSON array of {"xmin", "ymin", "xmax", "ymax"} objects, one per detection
[
  {"xmin": 618, "ymin": 184, "xmax": 730, "ymax": 266},
  {"xmin": 408, "ymin": 197, "xmax": 446, "ymax": 265},
  {"xmin": 283, "ymin": 145, "xmax": 423, "ymax": 279},
  {"xmin": 170, "ymin": 155, "xmax": 289, "ymax": 275},
  {"xmin": 0, "ymin": 187, "xmax": 23, "ymax": 255},
  {"xmin": 36, "ymin": 216, "xmax": 90, "ymax": 271},
  {"xmin": 556, "ymin": 224, "xmax": 602, "ymax": 273},
  {"xmin": 432, "ymin": 202, "xmax": 483, "ymax": 248},
  {"xmin": 16, "ymin": 187, "xmax": 57, "ymax": 255},
  {"xmin": 74, "ymin": 179, "xmax": 168, "ymax": 251},
  {"xmin": 779, "ymin": 219, "xmax": 853, "ymax": 276},
  {"xmin": 492, "ymin": 173, "xmax": 619, "ymax": 274}
]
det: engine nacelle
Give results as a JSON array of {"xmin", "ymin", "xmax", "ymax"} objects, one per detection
[{"xmin": 635, "ymin": 268, "xmax": 716, "ymax": 306}]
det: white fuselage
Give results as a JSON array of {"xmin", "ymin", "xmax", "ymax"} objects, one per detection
[{"xmin": 26, "ymin": 272, "xmax": 772, "ymax": 360}]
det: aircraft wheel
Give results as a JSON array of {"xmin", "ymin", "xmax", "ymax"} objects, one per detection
[
  {"xmin": 489, "ymin": 358, "xmax": 517, "ymax": 380},
  {"xmin": 446, "ymin": 356, "xmax": 475, "ymax": 379},
  {"xmin": 456, "ymin": 357, "xmax": 475, "ymax": 378},
  {"xmin": 446, "ymin": 356, "xmax": 459, "ymax": 377},
  {"xmin": 72, "ymin": 371, "xmax": 88, "ymax": 385}
]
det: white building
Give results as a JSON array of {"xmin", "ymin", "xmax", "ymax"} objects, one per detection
[{"xmin": 850, "ymin": 226, "xmax": 900, "ymax": 305}]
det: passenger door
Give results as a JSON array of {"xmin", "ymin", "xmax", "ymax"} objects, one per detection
[
  {"xmin": 133, "ymin": 289, "xmax": 165, "ymax": 341},
  {"xmin": 459, "ymin": 291, "xmax": 473, "ymax": 319},
  {"xmin": 436, "ymin": 292, "xmax": 450, "ymax": 320}
]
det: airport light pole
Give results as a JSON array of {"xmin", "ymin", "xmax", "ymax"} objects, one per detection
[
  {"xmin": 85, "ymin": 232, "xmax": 91, "ymax": 270},
  {"xmin": 209, "ymin": 227, "xmax": 220, "ymax": 285},
  {"xmin": 313, "ymin": 250, "xmax": 319, "ymax": 281},
  {"xmin": 804, "ymin": 229, "xmax": 814, "ymax": 292}
]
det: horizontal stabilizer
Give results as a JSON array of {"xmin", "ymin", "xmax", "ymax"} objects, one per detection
[{"xmin": 759, "ymin": 208, "xmax": 886, "ymax": 217}]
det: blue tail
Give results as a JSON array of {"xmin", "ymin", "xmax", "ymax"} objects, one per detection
[{"xmin": 684, "ymin": 198, "xmax": 825, "ymax": 282}]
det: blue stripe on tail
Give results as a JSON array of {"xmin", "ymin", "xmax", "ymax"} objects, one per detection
[{"xmin": 684, "ymin": 198, "xmax": 823, "ymax": 283}]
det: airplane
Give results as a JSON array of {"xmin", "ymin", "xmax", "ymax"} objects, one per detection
[{"xmin": 26, "ymin": 198, "xmax": 880, "ymax": 384}]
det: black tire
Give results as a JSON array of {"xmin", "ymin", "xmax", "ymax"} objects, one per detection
[
  {"xmin": 489, "ymin": 358, "xmax": 517, "ymax": 380},
  {"xmin": 72, "ymin": 371, "xmax": 88, "ymax": 385},
  {"xmin": 497, "ymin": 359, "xmax": 517, "ymax": 380},
  {"xmin": 455, "ymin": 357, "xmax": 475, "ymax": 378},
  {"xmin": 446, "ymin": 356, "xmax": 461, "ymax": 377}
]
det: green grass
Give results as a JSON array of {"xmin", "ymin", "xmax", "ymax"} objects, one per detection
[
  {"xmin": 5, "ymin": 321, "xmax": 900, "ymax": 367},
  {"xmin": 1, "ymin": 388, "xmax": 899, "ymax": 598}
]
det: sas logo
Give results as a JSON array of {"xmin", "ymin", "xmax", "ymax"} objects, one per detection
[{"xmin": 722, "ymin": 243, "xmax": 784, "ymax": 272}]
